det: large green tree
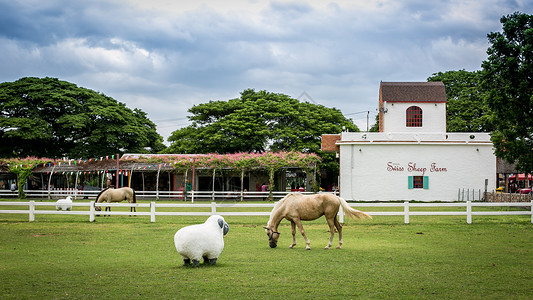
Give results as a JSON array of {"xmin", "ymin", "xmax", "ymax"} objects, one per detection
[
  {"xmin": 0, "ymin": 77, "xmax": 165, "ymax": 158},
  {"xmin": 482, "ymin": 12, "xmax": 533, "ymax": 173},
  {"xmin": 428, "ymin": 70, "xmax": 493, "ymax": 132},
  {"xmin": 166, "ymin": 89, "xmax": 358, "ymax": 154}
]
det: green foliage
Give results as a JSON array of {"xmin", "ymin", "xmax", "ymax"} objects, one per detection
[
  {"xmin": 482, "ymin": 12, "xmax": 533, "ymax": 173},
  {"xmin": 1, "ymin": 157, "xmax": 58, "ymax": 198},
  {"xmin": 428, "ymin": 70, "xmax": 493, "ymax": 132},
  {"xmin": 369, "ymin": 113, "xmax": 379, "ymax": 132},
  {"xmin": 0, "ymin": 77, "xmax": 165, "ymax": 158},
  {"xmin": 166, "ymin": 89, "xmax": 358, "ymax": 154},
  {"xmin": 123, "ymin": 152, "xmax": 321, "ymax": 171}
]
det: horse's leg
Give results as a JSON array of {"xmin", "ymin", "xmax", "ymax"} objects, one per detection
[
  {"xmin": 105, "ymin": 201, "xmax": 111, "ymax": 217},
  {"xmin": 334, "ymin": 217, "xmax": 343, "ymax": 249},
  {"xmin": 289, "ymin": 221, "xmax": 297, "ymax": 248},
  {"xmin": 294, "ymin": 219, "xmax": 311, "ymax": 250},
  {"xmin": 128, "ymin": 195, "xmax": 136, "ymax": 213},
  {"xmin": 325, "ymin": 216, "xmax": 337, "ymax": 250}
]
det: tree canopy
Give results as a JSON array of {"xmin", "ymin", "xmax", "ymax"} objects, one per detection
[
  {"xmin": 0, "ymin": 77, "xmax": 165, "ymax": 158},
  {"xmin": 482, "ymin": 12, "xmax": 533, "ymax": 173},
  {"xmin": 166, "ymin": 89, "xmax": 358, "ymax": 154},
  {"xmin": 427, "ymin": 70, "xmax": 493, "ymax": 132}
]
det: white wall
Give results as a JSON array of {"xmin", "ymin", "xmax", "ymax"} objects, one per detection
[
  {"xmin": 339, "ymin": 142, "xmax": 496, "ymax": 201},
  {"xmin": 382, "ymin": 102, "xmax": 446, "ymax": 133}
]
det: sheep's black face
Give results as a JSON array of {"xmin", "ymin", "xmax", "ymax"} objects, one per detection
[
  {"xmin": 217, "ymin": 218, "xmax": 230, "ymax": 235},
  {"xmin": 264, "ymin": 227, "xmax": 280, "ymax": 248}
]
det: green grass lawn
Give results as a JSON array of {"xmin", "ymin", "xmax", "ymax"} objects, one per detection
[{"xmin": 1, "ymin": 205, "xmax": 533, "ymax": 299}]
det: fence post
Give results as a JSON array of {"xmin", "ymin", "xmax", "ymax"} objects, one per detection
[
  {"xmin": 29, "ymin": 200, "xmax": 35, "ymax": 222},
  {"xmin": 150, "ymin": 201, "xmax": 156, "ymax": 223},
  {"xmin": 89, "ymin": 201, "xmax": 95, "ymax": 222},
  {"xmin": 466, "ymin": 200, "xmax": 472, "ymax": 224},
  {"xmin": 156, "ymin": 164, "xmax": 161, "ymax": 200},
  {"xmin": 338, "ymin": 204, "xmax": 344, "ymax": 224},
  {"xmin": 211, "ymin": 202, "xmax": 216, "ymax": 215},
  {"xmin": 404, "ymin": 201, "xmax": 409, "ymax": 224},
  {"xmin": 531, "ymin": 200, "xmax": 533, "ymax": 224},
  {"xmin": 212, "ymin": 169, "xmax": 216, "ymax": 202},
  {"xmin": 74, "ymin": 171, "xmax": 79, "ymax": 200}
]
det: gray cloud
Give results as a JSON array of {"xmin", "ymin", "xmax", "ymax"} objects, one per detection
[{"xmin": 1, "ymin": 0, "xmax": 531, "ymax": 142}]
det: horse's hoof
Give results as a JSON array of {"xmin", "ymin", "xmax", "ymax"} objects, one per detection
[
  {"xmin": 336, "ymin": 246, "xmax": 342, "ymax": 249},
  {"xmin": 324, "ymin": 247, "xmax": 330, "ymax": 250},
  {"xmin": 288, "ymin": 245, "xmax": 295, "ymax": 249},
  {"xmin": 305, "ymin": 247, "xmax": 311, "ymax": 250}
]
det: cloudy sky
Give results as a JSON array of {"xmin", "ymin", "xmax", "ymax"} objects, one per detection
[{"xmin": 1, "ymin": 0, "xmax": 531, "ymax": 143}]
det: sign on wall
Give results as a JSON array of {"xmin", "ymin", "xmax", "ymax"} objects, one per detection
[{"xmin": 387, "ymin": 162, "xmax": 447, "ymax": 176}]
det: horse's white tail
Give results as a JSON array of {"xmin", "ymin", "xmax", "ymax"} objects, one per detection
[{"xmin": 338, "ymin": 197, "xmax": 372, "ymax": 220}]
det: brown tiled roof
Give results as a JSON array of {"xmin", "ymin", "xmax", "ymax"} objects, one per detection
[{"xmin": 380, "ymin": 82, "xmax": 447, "ymax": 102}]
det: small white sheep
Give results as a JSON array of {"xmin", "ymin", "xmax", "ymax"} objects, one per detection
[
  {"xmin": 174, "ymin": 215, "xmax": 230, "ymax": 267},
  {"xmin": 55, "ymin": 196, "xmax": 73, "ymax": 211}
]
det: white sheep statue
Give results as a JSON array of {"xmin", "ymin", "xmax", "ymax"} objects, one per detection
[
  {"xmin": 55, "ymin": 196, "xmax": 73, "ymax": 211},
  {"xmin": 174, "ymin": 215, "xmax": 230, "ymax": 267}
]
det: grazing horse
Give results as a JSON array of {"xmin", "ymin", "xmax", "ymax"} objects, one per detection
[
  {"xmin": 263, "ymin": 193, "xmax": 371, "ymax": 250},
  {"xmin": 95, "ymin": 187, "xmax": 137, "ymax": 213}
]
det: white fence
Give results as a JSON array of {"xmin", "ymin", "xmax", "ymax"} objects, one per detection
[
  {"xmin": 0, "ymin": 189, "xmax": 316, "ymax": 201},
  {"xmin": 1, "ymin": 200, "xmax": 532, "ymax": 224}
]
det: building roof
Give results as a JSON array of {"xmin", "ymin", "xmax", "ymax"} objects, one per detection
[
  {"xmin": 380, "ymin": 82, "xmax": 447, "ymax": 103},
  {"xmin": 320, "ymin": 134, "xmax": 341, "ymax": 153}
]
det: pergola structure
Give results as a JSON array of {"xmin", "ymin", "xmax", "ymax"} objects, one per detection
[{"xmin": 0, "ymin": 152, "xmax": 321, "ymax": 199}]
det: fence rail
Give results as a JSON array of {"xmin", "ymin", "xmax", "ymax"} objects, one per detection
[
  {"xmin": 1, "ymin": 200, "xmax": 532, "ymax": 224},
  {"xmin": 6, "ymin": 188, "xmax": 531, "ymax": 203},
  {"xmin": 0, "ymin": 189, "xmax": 318, "ymax": 201}
]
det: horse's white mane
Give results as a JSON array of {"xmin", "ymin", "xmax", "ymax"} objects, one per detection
[{"xmin": 267, "ymin": 193, "xmax": 297, "ymax": 226}]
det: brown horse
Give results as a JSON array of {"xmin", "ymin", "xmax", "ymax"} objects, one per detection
[
  {"xmin": 263, "ymin": 193, "xmax": 371, "ymax": 250},
  {"xmin": 95, "ymin": 187, "xmax": 137, "ymax": 213}
]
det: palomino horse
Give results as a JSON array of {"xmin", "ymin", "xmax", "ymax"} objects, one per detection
[
  {"xmin": 263, "ymin": 193, "xmax": 371, "ymax": 250},
  {"xmin": 95, "ymin": 187, "xmax": 137, "ymax": 213}
]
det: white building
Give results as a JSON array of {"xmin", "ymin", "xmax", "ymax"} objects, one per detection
[{"xmin": 322, "ymin": 82, "xmax": 496, "ymax": 201}]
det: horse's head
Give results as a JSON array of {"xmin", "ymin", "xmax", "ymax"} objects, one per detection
[
  {"xmin": 263, "ymin": 226, "xmax": 280, "ymax": 248},
  {"xmin": 94, "ymin": 188, "xmax": 108, "ymax": 212}
]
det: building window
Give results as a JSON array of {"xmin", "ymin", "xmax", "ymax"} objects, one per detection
[
  {"xmin": 413, "ymin": 176, "xmax": 423, "ymax": 188},
  {"xmin": 408, "ymin": 176, "xmax": 429, "ymax": 189},
  {"xmin": 406, "ymin": 106, "xmax": 422, "ymax": 127}
]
